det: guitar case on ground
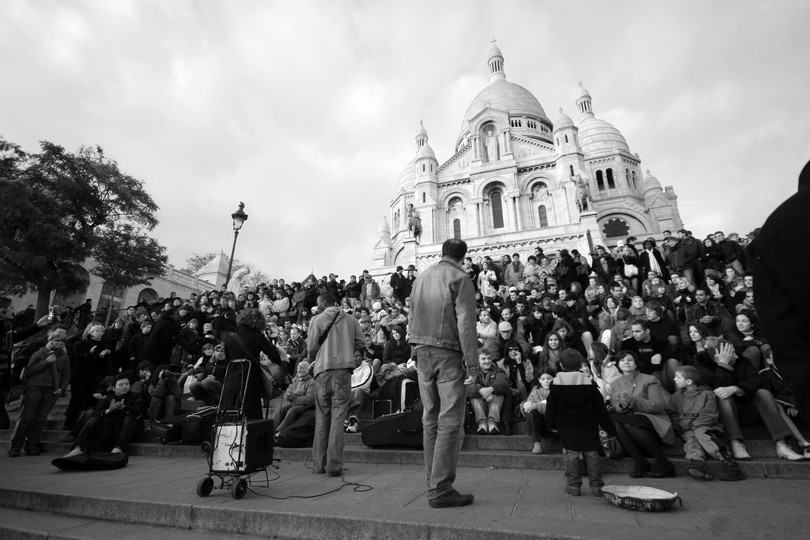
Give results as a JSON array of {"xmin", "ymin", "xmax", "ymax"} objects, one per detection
[{"xmin": 361, "ymin": 402, "xmax": 423, "ymax": 449}]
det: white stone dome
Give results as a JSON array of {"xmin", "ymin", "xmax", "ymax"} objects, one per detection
[
  {"xmin": 397, "ymin": 159, "xmax": 415, "ymax": 190},
  {"xmin": 643, "ymin": 169, "xmax": 663, "ymax": 194},
  {"xmin": 416, "ymin": 143, "xmax": 436, "ymax": 160},
  {"xmin": 553, "ymin": 108, "xmax": 574, "ymax": 131},
  {"xmin": 377, "ymin": 216, "xmax": 391, "ymax": 236},
  {"xmin": 460, "ymin": 80, "xmax": 549, "ymax": 136},
  {"xmin": 577, "ymin": 116, "xmax": 629, "ymax": 154}
]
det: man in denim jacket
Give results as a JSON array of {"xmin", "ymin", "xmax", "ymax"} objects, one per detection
[{"xmin": 408, "ymin": 239, "xmax": 479, "ymax": 508}]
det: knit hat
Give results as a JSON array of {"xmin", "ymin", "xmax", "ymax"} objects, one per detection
[{"xmin": 48, "ymin": 328, "xmax": 67, "ymax": 343}]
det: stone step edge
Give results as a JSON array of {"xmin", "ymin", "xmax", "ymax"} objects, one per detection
[
  {"xmin": 14, "ymin": 440, "xmax": 810, "ymax": 479},
  {"xmin": 0, "ymin": 506, "xmax": 268, "ymax": 540},
  {"xmin": 0, "ymin": 488, "xmax": 550, "ymax": 540}
]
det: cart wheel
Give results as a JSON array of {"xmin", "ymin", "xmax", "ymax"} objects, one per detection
[
  {"xmin": 196, "ymin": 476, "xmax": 214, "ymax": 497},
  {"xmin": 231, "ymin": 478, "xmax": 248, "ymax": 500},
  {"xmin": 201, "ymin": 441, "xmax": 212, "ymax": 456}
]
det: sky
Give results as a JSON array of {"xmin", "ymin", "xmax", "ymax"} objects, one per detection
[{"xmin": 2, "ymin": 0, "xmax": 809, "ymax": 284}]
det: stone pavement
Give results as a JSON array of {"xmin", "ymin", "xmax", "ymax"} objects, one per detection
[{"xmin": 0, "ymin": 452, "xmax": 807, "ymax": 539}]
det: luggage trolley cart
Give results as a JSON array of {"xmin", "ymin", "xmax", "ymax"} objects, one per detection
[{"xmin": 196, "ymin": 359, "xmax": 276, "ymax": 499}]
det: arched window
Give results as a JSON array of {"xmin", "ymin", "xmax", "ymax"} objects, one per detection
[
  {"xmin": 631, "ymin": 170, "xmax": 636, "ymax": 190},
  {"xmin": 564, "ymin": 134, "xmax": 569, "ymax": 143},
  {"xmin": 596, "ymin": 170, "xmax": 605, "ymax": 191},
  {"xmin": 491, "ymin": 190, "xmax": 505, "ymax": 229},
  {"xmin": 422, "ymin": 192, "xmax": 426, "ymax": 203},
  {"xmin": 607, "ymin": 168, "xmax": 615, "ymax": 189},
  {"xmin": 625, "ymin": 168, "xmax": 630, "ymax": 184},
  {"xmin": 569, "ymin": 165, "xmax": 574, "ymax": 177},
  {"xmin": 538, "ymin": 205, "xmax": 548, "ymax": 228},
  {"xmin": 453, "ymin": 219, "xmax": 461, "ymax": 239}
]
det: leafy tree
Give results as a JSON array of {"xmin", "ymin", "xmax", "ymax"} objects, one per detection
[
  {"xmin": 0, "ymin": 138, "xmax": 161, "ymax": 317},
  {"xmin": 91, "ymin": 223, "xmax": 168, "ymax": 324}
]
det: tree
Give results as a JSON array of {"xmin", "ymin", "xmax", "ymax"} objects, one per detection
[
  {"xmin": 91, "ymin": 223, "xmax": 168, "ymax": 324},
  {"xmin": 0, "ymin": 138, "xmax": 161, "ymax": 317}
]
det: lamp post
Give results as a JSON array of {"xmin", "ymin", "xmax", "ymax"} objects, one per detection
[{"xmin": 224, "ymin": 202, "xmax": 248, "ymax": 288}]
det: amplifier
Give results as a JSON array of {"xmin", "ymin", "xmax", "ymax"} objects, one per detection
[{"xmin": 211, "ymin": 419, "xmax": 274, "ymax": 473}]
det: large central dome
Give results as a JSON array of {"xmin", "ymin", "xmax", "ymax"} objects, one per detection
[{"xmin": 460, "ymin": 79, "xmax": 549, "ymax": 135}]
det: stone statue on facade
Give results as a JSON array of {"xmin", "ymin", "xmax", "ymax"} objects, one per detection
[
  {"xmin": 407, "ymin": 203, "xmax": 423, "ymax": 244},
  {"xmin": 574, "ymin": 174, "xmax": 592, "ymax": 212},
  {"xmin": 484, "ymin": 128, "xmax": 499, "ymax": 162}
]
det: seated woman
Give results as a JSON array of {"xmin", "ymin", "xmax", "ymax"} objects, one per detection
[
  {"xmin": 467, "ymin": 349, "xmax": 510, "ymax": 434},
  {"xmin": 537, "ymin": 331, "xmax": 566, "ymax": 371},
  {"xmin": 608, "ymin": 350, "xmax": 677, "ymax": 478},
  {"xmin": 272, "ymin": 360, "xmax": 316, "ymax": 436},
  {"xmin": 63, "ymin": 373, "xmax": 144, "ymax": 456},
  {"xmin": 696, "ymin": 338, "xmax": 803, "ymax": 461},
  {"xmin": 588, "ymin": 342, "xmax": 621, "ymax": 399},
  {"xmin": 723, "ymin": 310, "xmax": 771, "ymax": 370},
  {"xmin": 520, "ymin": 367, "xmax": 555, "ymax": 453},
  {"xmin": 552, "ymin": 319, "xmax": 587, "ymax": 357}
]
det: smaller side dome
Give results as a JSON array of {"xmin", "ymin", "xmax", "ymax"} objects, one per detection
[
  {"xmin": 416, "ymin": 144, "xmax": 436, "ymax": 160},
  {"xmin": 377, "ymin": 216, "xmax": 391, "ymax": 236},
  {"xmin": 643, "ymin": 169, "xmax": 663, "ymax": 194},
  {"xmin": 553, "ymin": 108, "xmax": 574, "ymax": 131}
]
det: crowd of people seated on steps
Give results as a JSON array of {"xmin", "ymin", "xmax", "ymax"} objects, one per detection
[{"xmin": 5, "ymin": 227, "xmax": 810, "ymax": 481}]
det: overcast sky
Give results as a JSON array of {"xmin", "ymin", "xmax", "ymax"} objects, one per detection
[{"xmin": 2, "ymin": 0, "xmax": 809, "ymax": 283}]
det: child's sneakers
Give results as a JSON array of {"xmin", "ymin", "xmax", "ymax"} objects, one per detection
[{"xmin": 686, "ymin": 459, "xmax": 713, "ymax": 480}]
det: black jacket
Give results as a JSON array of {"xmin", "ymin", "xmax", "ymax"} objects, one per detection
[{"xmin": 546, "ymin": 371, "xmax": 615, "ymax": 451}]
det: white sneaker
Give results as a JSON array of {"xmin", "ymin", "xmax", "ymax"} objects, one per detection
[
  {"xmin": 730, "ymin": 440, "xmax": 751, "ymax": 460},
  {"xmin": 344, "ymin": 417, "xmax": 359, "ymax": 433},
  {"xmin": 111, "ymin": 447, "xmax": 123, "ymax": 454},
  {"xmin": 532, "ymin": 442, "xmax": 543, "ymax": 454},
  {"xmin": 776, "ymin": 441, "xmax": 802, "ymax": 461},
  {"xmin": 63, "ymin": 447, "xmax": 84, "ymax": 458}
]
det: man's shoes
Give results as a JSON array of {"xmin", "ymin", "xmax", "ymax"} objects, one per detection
[
  {"xmin": 7, "ymin": 448, "xmax": 21, "ymax": 458},
  {"xmin": 487, "ymin": 420, "xmax": 500, "ymax": 435},
  {"xmin": 532, "ymin": 442, "xmax": 543, "ymax": 454},
  {"xmin": 591, "ymin": 486, "xmax": 604, "ymax": 497},
  {"xmin": 63, "ymin": 447, "xmax": 83, "ymax": 458},
  {"xmin": 730, "ymin": 440, "xmax": 751, "ymax": 460},
  {"xmin": 111, "ymin": 447, "xmax": 123, "ymax": 454},
  {"xmin": 476, "ymin": 420, "xmax": 487, "ymax": 435},
  {"xmin": 344, "ymin": 417, "xmax": 360, "ymax": 434},
  {"xmin": 428, "ymin": 489, "xmax": 474, "ymax": 508},
  {"xmin": 327, "ymin": 468, "xmax": 344, "ymax": 477}
]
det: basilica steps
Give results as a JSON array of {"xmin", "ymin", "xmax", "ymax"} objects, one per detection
[{"xmin": 2, "ymin": 397, "xmax": 809, "ymax": 480}]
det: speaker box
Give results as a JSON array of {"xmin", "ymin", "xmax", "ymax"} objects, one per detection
[{"xmin": 212, "ymin": 419, "xmax": 274, "ymax": 473}]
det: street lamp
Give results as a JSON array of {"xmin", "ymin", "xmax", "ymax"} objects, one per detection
[{"xmin": 224, "ymin": 202, "xmax": 248, "ymax": 287}]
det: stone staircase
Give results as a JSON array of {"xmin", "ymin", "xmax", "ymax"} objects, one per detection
[{"xmin": 2, "ymin": 395, "xmax": 809, "ymax": 480}]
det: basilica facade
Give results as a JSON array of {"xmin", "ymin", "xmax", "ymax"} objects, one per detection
[{"xmin": 371, "ymin": 44, "xmax": 683, "ymax": 272}]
